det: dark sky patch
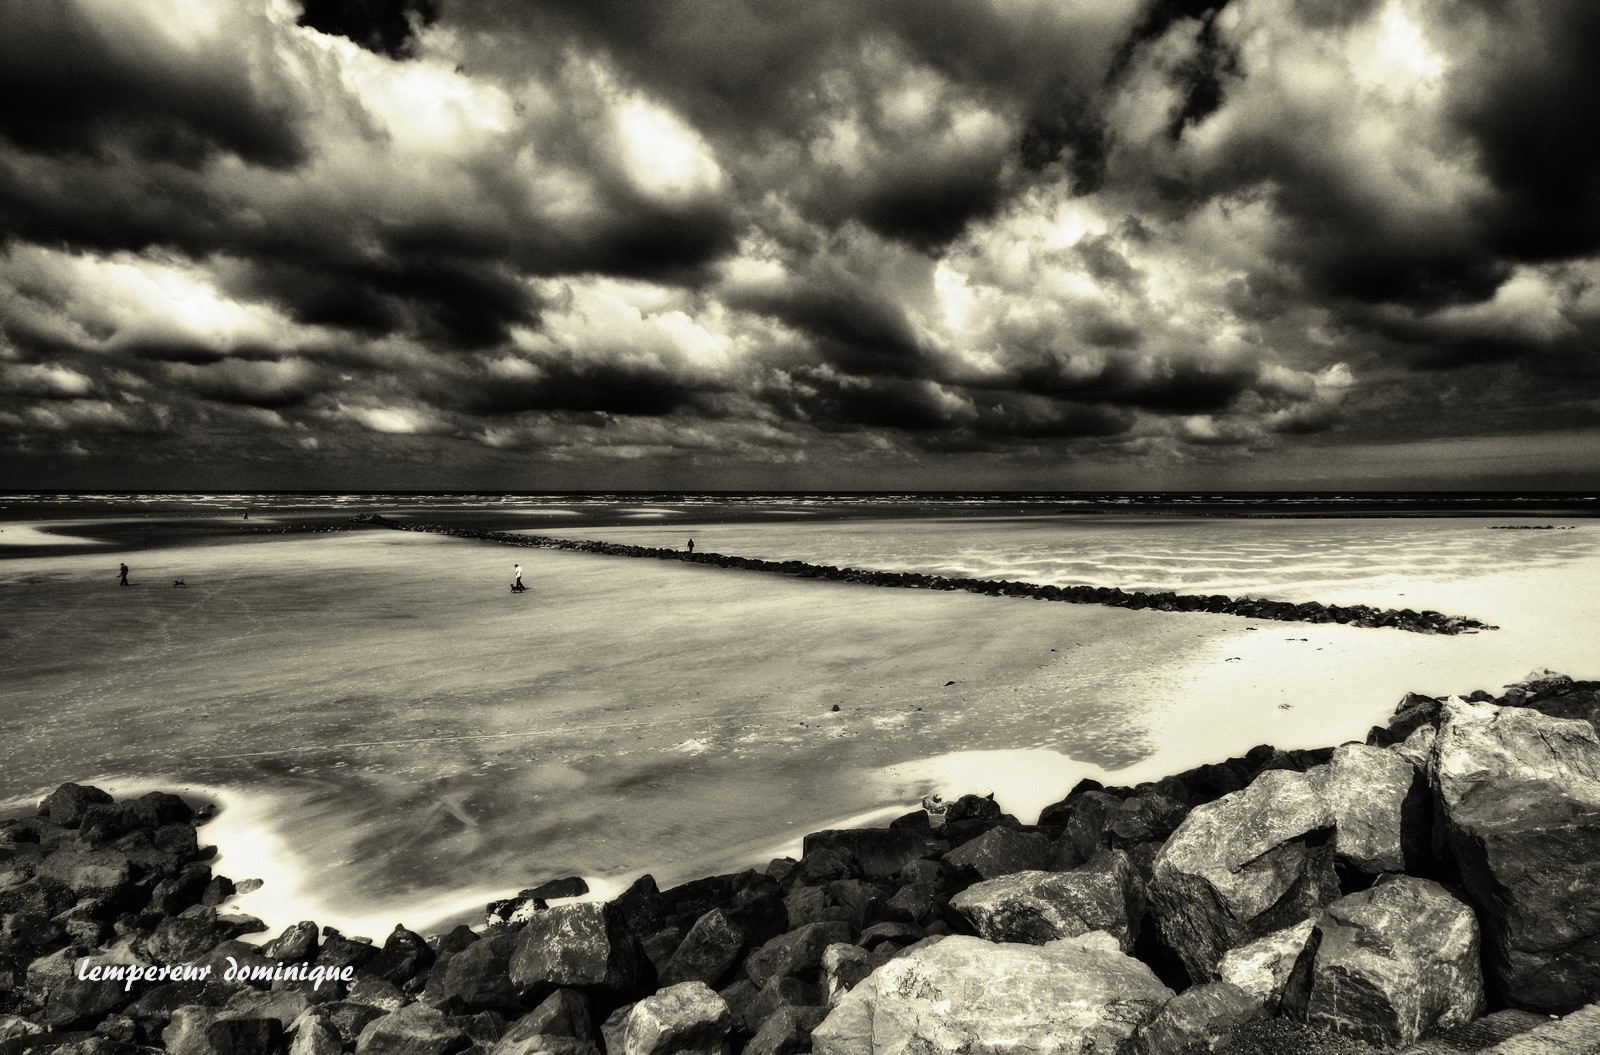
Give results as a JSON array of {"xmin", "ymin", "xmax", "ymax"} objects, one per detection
[
  {"xmin": 1450, "ymin": 0, "xmax": 1600, "ymax": 262},
  {"xmin": 0, "ymin": 4, "xmax": 304, "ymax": 169},
  {"xmin": 296, "ymin": 0, "xmax": 439, "ymax": 58}
]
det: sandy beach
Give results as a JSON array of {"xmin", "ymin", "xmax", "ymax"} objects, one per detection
[{"xmin": 2, "ymin": 512, "xmax": 1595, "ymax": 937}]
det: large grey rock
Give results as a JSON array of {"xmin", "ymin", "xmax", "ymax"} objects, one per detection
[
  {"xmin": 745, "ymin": 922, "xmax": 854, "ymax": 988},
  {"xmin": 811, "ymin": 933, "xmax": 1173, "ymax": 1055},
  {"xmin": 1322, "ymin": 743, "xmax": 1428, "ymax": 875},
  {"xmin": 1302, "ymin": 876, "xmax": 1483, "ymax": 1046},
  {"xmin": 1132, "ymin": 981, "xmax": 1260, "ymax": 1055},
  {"xmin": 356, "ymin": 1003, "xmax": 471, "ymax": 1055},
  {"xmin": 819, "ymin": 945, "xmax": 889, "ymax": 1009},
  {"xmin": 1215, "ymin": 920, "xmax": 1315, "ymax": 1017},
  {"xmin": 1054, "ymin": 790, "xmax": 1120, "ymax": 868},
  {"xmin": 35, "ymin": 847, "xmax": 134, "ymax": 898},
  {"xmin": 40, "ymin": 783, "xmax": 114, "ymax": 827},
  {"xmin": 289, "ymin": 1017, "xmax": 342, "ymax": 1055},
  {"xmin": 292, "ymin": 1002, "xmax": 388, "ymax": 1048},
  {"xmin": 425, "ymin": 927, "xmax": 521, "ymax": 1013},
  {"xmin": 1432, "ymin": 700, "xmax": 1600, "ymax": 1013},
  {"xmin": 206, "ymin": 1016, "xmax": 285, "ymax": 1055},
  {"xmin": 27, "ymin": 945, "xmax": 146, "ymax": 1028},
  {"xmin": 498, "ymin": 990, "xmax": 592, "ymax": 1046},
  {"xmin": 941, "ymin": 828, "xmax": 1054, "ymax": 880},
  {"xmin": 1148, "ymin": 770, "xmax": 1339, "ymax": 980},
  {"xmin": 745, "ymin": 1006, "xmax": 827, "ymax": 1055},
  {"xmin": 616, "ymin": 982, "xmax": 732, "ymax": 1055},
  {"xmin": 949, "ymin": 850, "xmax": 1142, "ymax": 951},
  {"xmin": 800, "ymin": 831, "xmax": 927, "ymax": 879},
  {"xmin": 660, "ymin": 908, "xmax": 745, "ymax": 987},
  {"xmin": 508, "ymin": 902, "xmax": 643, "ymax": 996}
]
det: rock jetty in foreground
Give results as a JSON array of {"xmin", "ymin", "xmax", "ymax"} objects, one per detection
[{"xmin": 5, "ymin": 670, "xmax": 1600, "ymax": 1055}]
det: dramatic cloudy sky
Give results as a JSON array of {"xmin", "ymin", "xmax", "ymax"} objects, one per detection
[{"xmin": 2, "ymin": 0, "xmax": 1598, "ymax": 490}]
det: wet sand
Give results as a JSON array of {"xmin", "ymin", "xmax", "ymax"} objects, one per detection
[{"xmin": 1, "ymin": 518, "xmax": 1593, "ymax": 937}]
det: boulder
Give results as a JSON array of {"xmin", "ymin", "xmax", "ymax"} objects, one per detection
[
  {"xmin": 316, "ymin": 932, "xmax": 377, "ymax": 973},
  {"xmin": 1301, "ymin": 876, "xmax": 1484, "ymax": 1046},
  {"xmin": 164, "ymin": 1006, "xmax": 227, "ymax": 1055},
  {"xmin": 745, "ymin": 1006, "xmax": 827, "ymax": 1055},
  {"xmin": 1054, "ymin": 791, "xmax": 1120, "ymax": 868},
  {"xmin": 261, "ymin": 922, "xmax": 320, "ymax": 964},
  {"xmin": 1148, "ymin": 770, "xmax": 1339, "ymax": 980},
  {"xmin": 611, "ymin": 875, "xmax": 666, "ymax": 939},
  {"xmin": 616, "ymin": 982, "xmax": 732, "ymax": 1055},
  {"xmin": 356, "ymin": 1003, "xmax": 472, "ymax": 1055},
  {"xmin": 824, "ymin": 880, "xmax": 898, "ymax": 932},
  {"xmin": 367, "ymin": 925, "xmax": 434, "ymax": 986},
  {"xmin": 1525, "ymin": 687, "xmax": 1600, "ymax": 730},
  {"xmin": 35, "ymin": 848, "xmax": 135, "ymax": 899},
  {"xmin": 289, "ymin": 1018, "xmax": 342, "ymax": 1055},
  {"xmin": 40, "ymin": 783, "xmax": 113, "ymax": 828},
  {"xmin": 948, "ymin": 850, "xmax": 1142, "ymax": 952},
  {"xmin": 941, "ymin": 828, "xmax": 1054, "ymax": 881},
  {"xmin": 799, "ymin": 832, "xmax": 927, "ymax": 880},
  {"xmin": 818, "ymin": 945, "xmax": 876, "ymax": 1008},
  {"xmin": 1321, "ymin": 743, "xmax": 1428, "ymax": 875},
  {"xmin": 1432, "ymin": 700, "xmax": 1600, "ymax": 1012},
  {"xmin": 1214, "ymin": 920, "xmax": 1315, "ymax": 1017},
  {"xmin": 508, "ymin": 902, "xmax": 643, "ymax": 997},
  {"xmin": 812, "ymin": 933, "xmax": 1172, "ymax": 1055},
  {"xmin": 346, "ymin": 975, "xmax": 408, "ymax": 1012},
  {"xmin": 1132, "ymin": 981, "xmax": 1259, "ymax": 1055},
  {"xmin": 205, "ymin": 1016, "xmax": 285, "ymax": 1055},
  {"xmin": 883, "ymin": 883, "xmax": 937, "ymax": 926},
  {"xmin": 145, "ymin": 910, "xmax": 258, "ymax": 963},
  {"xmin": 744, "ymin": 922, "xmax": 854, "ymax": 989},
  {"xmin": 660, "ymin": 908, "xmax": 745, "ymax": 988},
  {"xmin": 1103, "ymin": 794, "xmax": 1190, "ymax": 850},
  {"xmin": 28, "ymin": 946, "xmax": 142, "ymax": 1028},
  {"xmin": 223, "ymin": 989, "xmax": 312, "ymax": 1028},
  {"xmin": 293, "ymin": 1002, "xmax": 387, "ymax": 1048},
  {"xmin": 500, "ymin": 990, "xmax": 592, "ymax": 1044},
  {"xmin": 746, "ymin": 976, "xmax": 823, "ymax": 1030},
  {"xmin": 490, "ymin": 1036, "xmax": 600, "ymax": 1055},
  {"xmin": 424, "ymin": 928, "xmax": 521, "ymax": 1014}
]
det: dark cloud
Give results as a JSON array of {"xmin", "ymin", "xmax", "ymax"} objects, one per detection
[
  {"xmin": 1010, "ymin": 353, "xmax": 1261, "ymax": 415},
  {"xmin": 729, "ymin": 280, "xmax": 926, "ymax": 378},
  {"xmin": 0, "ymin": 5, "xmax": 303, "ymax": 169},
  {"xmin": 296, "ymin": 0, "xmax": 439, "ymax": 59},
  {"xmin": 166, "ymin": 359, "xmax": 327, "ymax": 409},
  {"xmin": 1451, "ymin": 0, "xmax": 1600, "ymax": 262},
  {"xmin": 448, "ymin": 355, "xmax": 714, "ymax": 419},
  {"xmin": 2, "ymin": 0, "xmax": 1597, "ymax": 488}
]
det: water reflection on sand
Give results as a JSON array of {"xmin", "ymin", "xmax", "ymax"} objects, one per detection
[{"xmin": 1, "ymin": 510, "xmax": 1594, "ymax": 934}]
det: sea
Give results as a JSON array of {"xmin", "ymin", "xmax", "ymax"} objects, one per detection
[{"xmin": 1, "ymin": 491, "xmax": 1594, "ymax": 936}]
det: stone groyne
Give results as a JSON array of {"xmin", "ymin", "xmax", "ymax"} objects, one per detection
[
  {"xmin": 347, "ymin": 514, "xmax": 1496, "ymax": 636},
  {"xmin": 4, "ymin": 671, "xmax": 1599, "ymax": 1055}
]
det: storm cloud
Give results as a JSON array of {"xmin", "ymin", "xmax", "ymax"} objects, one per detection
[{"xmin": 1, "ymin": 0, "xmax": 1596, "ymax": 488}]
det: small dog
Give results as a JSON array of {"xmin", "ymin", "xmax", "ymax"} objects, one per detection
[{"xmin": 173, "ymin": 580, "xmax": 187, "ymax": 588}]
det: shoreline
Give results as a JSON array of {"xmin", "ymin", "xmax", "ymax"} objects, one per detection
[{"xmin": 5, "ymin": 670, "xmax": 1599, "ymax": 1054}]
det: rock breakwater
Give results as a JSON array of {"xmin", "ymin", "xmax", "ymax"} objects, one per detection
[
  {"xmin": 5, "ymin": 671, "xmax": 1600, "ymax": 1054},
  {"xmin": 347, "ymin": 515, "xmax": 1496, "ymax": 636}
]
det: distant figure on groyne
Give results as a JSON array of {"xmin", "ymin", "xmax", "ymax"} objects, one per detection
[
  {"xmin": 511, "ymin": 563, "xmax": 526, "ymax": 592},
  {"xmin": 687, "ymin": 539, "xmax": 695, "ymax": 554},
  {"xmin": 118, "ymin": 563, "xmax": 129, "ymax": 587}
]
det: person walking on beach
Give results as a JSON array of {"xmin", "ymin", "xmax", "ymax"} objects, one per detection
[
  {"xmin": 118, "ymin": 563, "xmax": 129, "ymax": 587},
  {"xmin": 512, "ymin": 563, "xmax": 526, "ymax": 592},
  {"xmin": 687, "ymin": 539, "xmax": 694, "ymax": 554}
]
